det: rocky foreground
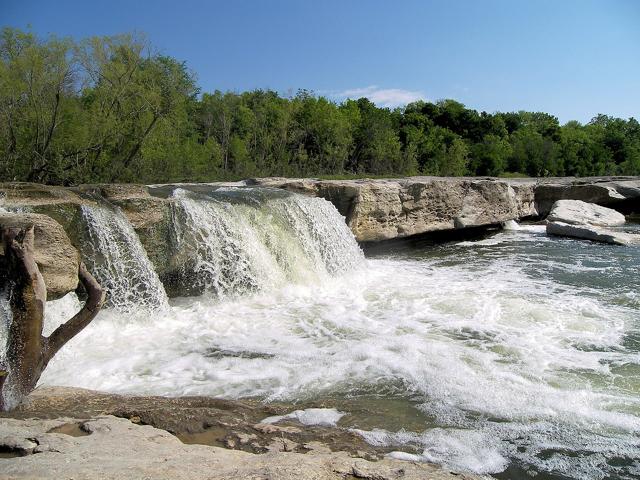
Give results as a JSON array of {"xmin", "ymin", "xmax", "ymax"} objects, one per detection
[{"xmin": 0, "ymin": 387, "xmax": 478, "ymax": 480}]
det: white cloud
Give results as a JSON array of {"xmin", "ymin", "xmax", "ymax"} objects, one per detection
[{"xmin": 332, "ymin": 85, "xmax": 426, "ymax": 108}]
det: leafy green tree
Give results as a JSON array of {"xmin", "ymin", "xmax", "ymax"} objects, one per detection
[
  {"xmin": 471, "ymin": 134, "xmax": 511, "ymax": 176},
  {"xmin": 440, "ymin": 137, "xmax": 469, "ymax": 176},
  {"xmin": 347, "ymin": 98, "xmax": 402, "ymax": 174},
  {"xmin": 0, "ymin": 28, "xmax": 77, "ymax": 183},
  {"xmin": 2, "ymin": 27, "xmax": 639, "ymax": 184},
  {"xmin": 290, "ymin": 91, "xmax": 351, "ymax": 175}
]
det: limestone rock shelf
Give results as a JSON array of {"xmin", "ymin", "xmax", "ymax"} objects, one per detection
[
  {"xmin": 250, "ymin": 176, "xmax": 639, "ymax": 241},
  {"xmin": 0, "ymin": 177, "xmax": 638, "ymax": 293},
  {"xmin": 0, "ymin": 387, "xmax": 479, "ymax": 480}
]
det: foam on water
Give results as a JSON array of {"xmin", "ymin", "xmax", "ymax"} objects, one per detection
[
  {"xmin": 39, "ymin": 223, "xmax": 640, "ymax": 479},
  {"xmin": 262, "ymin": 408, "xmax": 346, "ymax": 427},
  {"xmin": 0, "ymin": 193, "xmax": 630, "ymax": 479},
  {"xmin": 0, "ymin": 288, "xmax": 10, "ymax": 366},
  {"xmin": 458, "ymin": 220, "xmax": 548, "ymax": 247}
]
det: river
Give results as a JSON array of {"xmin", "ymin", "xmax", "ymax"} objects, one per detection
[{"xmin": 31, "ymin": 187, "xmax": 640, "ymax": 479}]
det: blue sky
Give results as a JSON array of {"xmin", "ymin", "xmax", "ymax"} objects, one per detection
[{"xmin": 2, "ymin": 0, "xmax": 639, "ymax": 123}]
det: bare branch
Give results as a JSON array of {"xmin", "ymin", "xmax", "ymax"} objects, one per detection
[
  {"xmin": 44, "ymin": 262, "xmax": 105, "ymax": 362},
  {"xmin": 0, "ymin": 226, "xmax": 104, "ymax": 411}
]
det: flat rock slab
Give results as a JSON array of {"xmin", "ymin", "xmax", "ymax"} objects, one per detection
[
  {"xmin": 0, "ymin": 415, "xmax": 479, "ymax": 480},
  {"xmin": 547, "ymin": 221, "xmax": 638, "ymax": 246},
  {"xmin": 547, "ymin": 199, "xmax": 626, "ymax": 226}
]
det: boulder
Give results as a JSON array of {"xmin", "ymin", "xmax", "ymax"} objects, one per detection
[
  {"xmin": 535, "ymin": 177, "xmax": 640, "ymax": 215},
  {"xmin": 0, "ymin": 177, "xmax": 637, "ymax": 289},
  {"xmin": 546, "ymin": 221, "xmax": 637, "ymax": 246},
  {"xmin": 0, "ymin": 183, "xmax": 92, "ymax": 256},
  {"xmin": 0, "ymin": 213, "xmax": 80, "ymax": 299},
  {"xmin": 0, "ymin": 182, "xmax": 85, "ymax": 206},
  {"xmin": 547, "ymin": 200, "xmax": 626, "ymax": 226},
  {"xmin": 0, "ymin": 183, "xmax": 174, "ymax": 283}
]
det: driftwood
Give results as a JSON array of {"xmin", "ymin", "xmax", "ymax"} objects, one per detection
[{"xmin": 0, "ymin": 226, "xmax": 105, "ymax": 411}]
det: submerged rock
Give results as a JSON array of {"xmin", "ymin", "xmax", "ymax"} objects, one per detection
[
  {"xmin": 546, "ymin": 221, "xmax": 637, "ymax": 246},
  {"xmin": 544, "ymin": 199, "xmax": 638, "ymax": 245},
  {"xmin": 547, "ymin": 199, "xmax": 626, "ymax": 226}
]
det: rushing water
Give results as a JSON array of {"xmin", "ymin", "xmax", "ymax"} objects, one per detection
[
  {"xmin": 7, "ymin": 187, "xmax": 638, "ymax": 479},
  {"xmin": 81, "ymin": 204, "xmax": 169, "ymax": 311},
  {"xmin": 169, "ymin": 187, "xmax": 363, "ymax": 297}
]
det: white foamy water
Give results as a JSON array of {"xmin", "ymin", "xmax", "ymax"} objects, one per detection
[
  {"xmin": 0, "ymin": 288, "xmax": 11, "ymax": 366},
  {"xmin": 169, "ymin": 188, "xmax": 363, "ymax": 297},
  {"xmin": 262, "ymin": 408, "xmax": 346, "ymax": 427},
  {"xmin": 40, "ymin": 230, "xmax": 640, "ymax": 478},
  {"xmin": 81, "ymin": 205, "xmax": 169, "ymax": 312},
  {"xmin": 21, "ymin": 199, "xmax": 640, "ymax": 479}
]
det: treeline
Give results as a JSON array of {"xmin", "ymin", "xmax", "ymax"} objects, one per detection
[{"xmin": 1, "ymin": 28, "xmax": 639, "ymax": 185}]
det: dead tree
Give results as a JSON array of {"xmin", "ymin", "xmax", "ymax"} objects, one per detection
[{"xmin": 0, "ymin": 226, "xmax": 105, "ymax": 411}]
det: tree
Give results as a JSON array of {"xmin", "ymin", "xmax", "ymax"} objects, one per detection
[
  {"xmin": 471, "ymin": 134, "xmax": 511, "ymax": 176},
  {"xmin": 509, "ymin": 127, "xmax": 558, "ymax": 176},
  {"xmin": 347, "ymin": 98, "xmax": 402, "ymax": 174},
  {"xmin": 2, "ymin": 27, "xmax": 639, "ymax": 183},
  {"xmin": 0, "ymin": 28, "xmax": 77, "ymax": 183},
  {"xmin": 289, "ymin": 92, "xmax": 351, "ymax": 175},
  {"xmin": 0, "ymin": 226, "xmax": 104, "ymax": 411},
  {"xmin": 441, "ymin": 137, "xmax": 470, "ymax": 176}
]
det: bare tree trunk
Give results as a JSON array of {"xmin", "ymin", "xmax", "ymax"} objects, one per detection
[{"xmin": 0, "ymin": 226, "xmax": 105, "ymax": 411}]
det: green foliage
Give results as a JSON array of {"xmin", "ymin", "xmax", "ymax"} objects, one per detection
[
  {"xmin": 1, "ymin": 27, "xmax": 639, "ymax": 185},
  {"xmin": 470, "ymin": 134, "xmax": 511, "ymax": 176}
]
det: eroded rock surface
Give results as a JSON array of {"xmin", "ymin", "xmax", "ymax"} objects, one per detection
[
  {"xmin": 0, "ymin": 387, "xmax": 479, "ymax": 480},
  {"xmin": 1, "ymin": 178, "xmax": 638, "ymax": 292},
  {"xmin": 534, "ymin": 177, "xmax": 640, "ymax": 215},
  {"xmin": 254, "ymin": 177, "xmax": 538, "ymax": 242},
  {"xmin": 0, "ymin": 416, "xmax": 477, "ymax": 480},
  {"xmin": 0, "ymin": 182, "xmax": 174, "ymax": 282},
  {"xmin": 2, "ymin": 177, "xmax": 638, "ymax": 248},
  {"xmin": 0, "ymin": 212, "xmax": 79, "ymax": 299}
]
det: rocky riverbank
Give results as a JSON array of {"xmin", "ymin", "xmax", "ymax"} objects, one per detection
[{"xmin": 0, "ymin": 387, "xmax": 479, "ymax": 480}]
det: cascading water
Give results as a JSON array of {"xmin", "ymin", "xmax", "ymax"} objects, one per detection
[
  {"xmin": 81, "ymin": 204, "xmax": 169, "ymax": 312},
  {"xmin": 0, "ymin": 287, "xmax": 10, "ymax": 365},
  {"xmin": 169, "ymin": 187, "xmax": 363, "ymax": 298},
  {"xmin": 1, "ymin": 204, "xmax": 14, "ymax": 406},
  {"xmin": 15, "ymin": 186, "xmax": 639, "ymax": 480}
]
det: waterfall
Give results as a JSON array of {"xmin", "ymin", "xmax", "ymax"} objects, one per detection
[
  {"xmin": 2, "ymin": 187, "xmax": 363, "ymax": 309},
  {"xmin": 1, "ymin": 204, "xmax": 12, "ymax": 381},
  {"xmin": 81, "ymin": 205, "xmax": 169, "ymax": 312},
  {"xmin": 0, "ymin": 287, "xmax": 10, "ymax": 365},
  {"xmin": 169, "ymin": 187, "xmax": 364, "ymax": 298}
]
